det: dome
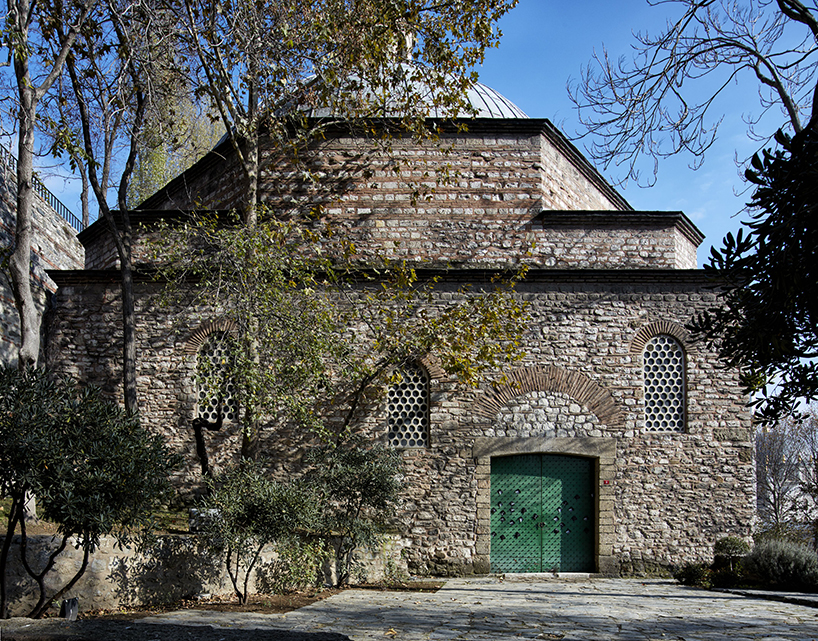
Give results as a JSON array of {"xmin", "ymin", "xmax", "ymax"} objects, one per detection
[
  {"xmin": 299, "ymin": 67, "xmax": 528, "ymax": 119},
  {"xmin": 461, "ymin": 82, "xmax": 528, "ymax": 118}
]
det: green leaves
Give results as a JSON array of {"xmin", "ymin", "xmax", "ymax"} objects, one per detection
[
  {"xmin": 151, "ymin": 208, "xmax": 528, "ymax": 448},
  {"xmin": 689, "ymin": 126, "xmax": 818, "ymax": 423},
  {"xmin": 195, "ymin": 460, "xmax": 320, "ymax": 601},
  {"xmin": 0, "ymin": 368, "xmax": 179, "ymax": 550},
  {"xmin": 0, "ymin": 368, "xmax": 179, "ymax": 617}
]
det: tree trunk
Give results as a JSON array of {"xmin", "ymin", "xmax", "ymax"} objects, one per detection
[
  {"xmin": 120, "ymin": 220, "xmax": 139, "ymax": 415},
  {"xmin": 11, "ymin": 78, "xmax": 41, "ymax": 369},
  {"xmin": 0, "ymin": 495, "xmax": 23, "ymax": 619}
]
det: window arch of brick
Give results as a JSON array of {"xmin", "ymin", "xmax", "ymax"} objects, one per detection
[
  {"xmin": 473, "ymin": 365, "xmax": 623, "ymax": 430},
  {"xmin": 387, "ymin": 363, "xmax": 430, "ymax": 449},
  {"xmin": 184, "ymin": 320, "xmax": 240, "ymax": 425},
  {"xmin": 183, "ymin": 319, "xmax": 238, "ymax": 355},
  {"xmin": 629, "ymin": 320, "xmax": 689, "ymax": 357}
]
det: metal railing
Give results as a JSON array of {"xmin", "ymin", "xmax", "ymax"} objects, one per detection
[{"xmin": 0, "ymin": 144, "xmax": 85, "ymax": 233}]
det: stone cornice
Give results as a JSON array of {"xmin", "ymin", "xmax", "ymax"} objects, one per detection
[
  {"xmin": 48, "ymin": 267, "xmax": 721, "ymax": 288},
  {"xmin": 531, "ymin": 210, "xmax": 705, "ymax": 248}
]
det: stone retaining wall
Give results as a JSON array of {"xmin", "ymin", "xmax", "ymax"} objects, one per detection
[
  {"xmin": 0, "ymin": 153, "xmax": 84, "ymax": 365},
  {"xmin": 1, "ymin": 533, "xmax": 408, "ymax": 616}
]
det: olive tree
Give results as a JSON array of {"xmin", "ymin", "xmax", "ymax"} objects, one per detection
[
  {"xmin": 0, "ymin": 368, "xmax": 178, "ymax": 619},
  {"xmin": 194, "ymin": 461, "xmax": 319, "ymax": 604}
]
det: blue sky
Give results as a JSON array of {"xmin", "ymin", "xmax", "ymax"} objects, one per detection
[{"xmin": 478, "ymin": 0, "xmax": 783, "ymax": 265}]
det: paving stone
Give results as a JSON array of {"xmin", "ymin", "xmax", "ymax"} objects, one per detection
[{"xmin": 132, "ymin": 577, "xmax": 818, "ymax": 640}]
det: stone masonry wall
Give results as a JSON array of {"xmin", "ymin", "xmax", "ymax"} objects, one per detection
[
  {"xmin": 1, "ymin": 533, "xmax": 408, "ymax": 615},
  {"xmin": 83, "ymin": 208, "xmax": 700, "ymax": 272},
  {"xmin": 46, "ymin": 270, "xmax": 754, "ymax": 578},
  {"xmin": 0, "ymin": 152, "xmax": 84, "ymax": 365}
]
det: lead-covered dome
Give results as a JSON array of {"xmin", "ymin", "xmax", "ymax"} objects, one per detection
[{"xmin": 298, "ymin": 65, "xmax": 527, "ymax": 119}]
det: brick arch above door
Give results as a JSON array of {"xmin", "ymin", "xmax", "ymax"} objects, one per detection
[{"xmin": 474, "ymin": 365, "xmax": 624, "ymax": 430}]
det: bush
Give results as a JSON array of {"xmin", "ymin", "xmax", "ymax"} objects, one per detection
[
  {"xmin": 744, "ymin": 539, "xmax": 818, "ymax": 591},
  {"xmin": 306, "ymin": 440, "xmax": 404, "ymax": 586},
  {"xmin": 195, "ymin": 461, "xmax": 318, "ymax": 604},
  {"xmin": 673, "ymin": 562, "xmax": 712, "ymax": 588},
  {"xmin": 710, "ymin": 566, "xmax": 743, "ymax": 588},
  {"xmin": 712, "ymin": 536, "xmax": 751, "ymax": 586},
  {"xmin": 257, "ymin": 537, "xmax": 329, "ymax": 595},
  {"xmin": 714, "ymin": 536, "xmax": 751, "ymax": 563},
  {"xmin": 0, "ymin": 368, "xmax": 178, "ymax": 618}
]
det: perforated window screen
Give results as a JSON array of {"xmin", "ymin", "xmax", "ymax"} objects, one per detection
[
  {"xmin": 387, "ymin": 365, "xmax": 429, "ymax": 448},
  {"xmin": 643, "ymin": 334, "xmax": 686, "ymax": 433},
  {"xmin": 197, "ymin": 333, "xmax": 239, "ymax": 424}
]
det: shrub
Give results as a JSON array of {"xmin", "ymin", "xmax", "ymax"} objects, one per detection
[
  {"xmin": 0, "ymin": 368, "xmax": 178, "ymax": 618},
  {"xmin": 714, "ymin": 536, "xmax": 751, "ymax": 563},
  {"xmin": 673, "ymin": 562, "xmax": 712, "ymax": 588},
  {"xmin": 195, "ymin": 461, "xmax": 318, "ymax": 604},
  {"xmin": 712, "ymin": 536, "xmax": 751, "ymax": 585},
  {"xmin": 710, "ymin": 566, "xmax": 743, "ymax": 588},
  {"xmin": 306, "ymin": 440, "xmax": 404, "ymax": 586},
  {"xmin": 744, "ymin": 539, "xmax": 818, "ymax": 591},
  {"xmin": 257, "ymin": 537, "xmax": 329, "ymax": 595}
]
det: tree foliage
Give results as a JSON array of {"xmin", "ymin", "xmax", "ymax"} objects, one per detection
[
  {"xmin": 194, "ymin": 460, "xmax": 319, "ymax": 603},
  {"xmin": 150, "ymin": 212, "xmax": 528, "ymax": 459},
  {"xmin": 570, "ymin": 0, "xmax": 818, "ymax": 186},
  {"xmin": 306, "ymin": 440, "xmax": 404, "ymax": 586},
  {"xmin": 172, "ymin": 0, "xmax": 518, "ymax": 215},
  {"xmin": 2, "ymin": 0, "xmax": 97, "ymax": 367},
  {"xmin": 689, "ymin": 126, "xmax": 817, "ymax": 421},
  {"xmin": 196, "ymin": 440, "xmax": 404, "ymax": 597},
  {"xmin": 0, "ymin": 368, "xmax": 178, "ymax": 619}
]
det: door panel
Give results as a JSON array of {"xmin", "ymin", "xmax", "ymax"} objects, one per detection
[{"xmin": 491, "ymin": 454, "xmax": 595, "ymax": 573}]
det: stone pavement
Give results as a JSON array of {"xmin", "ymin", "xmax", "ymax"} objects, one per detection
[{"xmin": 139, "ymin": 577, "xmax": 818, "ymax": 640}]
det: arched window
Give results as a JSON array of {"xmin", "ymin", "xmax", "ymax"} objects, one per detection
[
  {"xmin": 197, "ymin": 332, "xmax": 239, "ymax": 425},
  {"xmin": 387, "ymin": 364, "xmax": 430, "ymax": 448},
  {"xmin": 643, "ymin": 334, "xmax": 686, "ymax": 433}
]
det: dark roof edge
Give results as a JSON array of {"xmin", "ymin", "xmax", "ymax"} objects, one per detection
[
  {"xmin": 77, "ymin": 210, "xmax": 235, "ymax": 246},
  {"xmin": 135, "ymin": 118, "xmax": 631, "ymax": 212},
  {"xmin": 49, "ymin": 267, "xmax": 717, "ymax": 288}
]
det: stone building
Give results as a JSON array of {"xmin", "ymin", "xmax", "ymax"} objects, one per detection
[
  {"xmin": 46, "ymin": 82, "xmax": 755, "ymax": 577},
  {"xmin": 0, "ymin": 145, "xmax": 85, "ymax": 365}
]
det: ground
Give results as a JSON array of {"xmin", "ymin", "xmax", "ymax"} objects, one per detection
[{"xmin": 0, "ymin": 583, "xmax": 443, "ymax": 641}]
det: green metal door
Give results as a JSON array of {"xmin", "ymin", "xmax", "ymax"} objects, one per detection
[{"xmin": 491, "ymin": 454, "xmax": 595, "ymax": 573}]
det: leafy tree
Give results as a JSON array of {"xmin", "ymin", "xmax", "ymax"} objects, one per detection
[
  {"xmin": 306, "ymin": 440, "xmax": 404, "ymax": 586},
  {"xmin": 46, "ymin": 0, "xmax": 194, "ymax": 414},
  {"xmin": 689, "ymin": 125, "xmax": 817, "ymax": 422},
  {"xmin": 3, "ymin": 0, "xmax": 98, "ymax": 367},
  {"xmin": 127, "ymin": 95, "xmax": 222, "ymax": 207},
  {"xmin": 194, "ymin": 461, "xmax": 319, "ymax": 604},
  {"xmin": 570, "ymin": 0, "xmax": 818, "ymax": 186},
  {"xmin": 147, "ymin": 0, "xmax": 522, "ymax": 461},
  {"xmin": 172, "ymin": 0, "xmax": 519, "ymax": 218},
  {"xmin": 0, "ymin": 368, "xmax": 178, "ymax": 619},
  {"xmin": 150, "ymin": 213, "xmax": 528, "ymax": 460}
]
